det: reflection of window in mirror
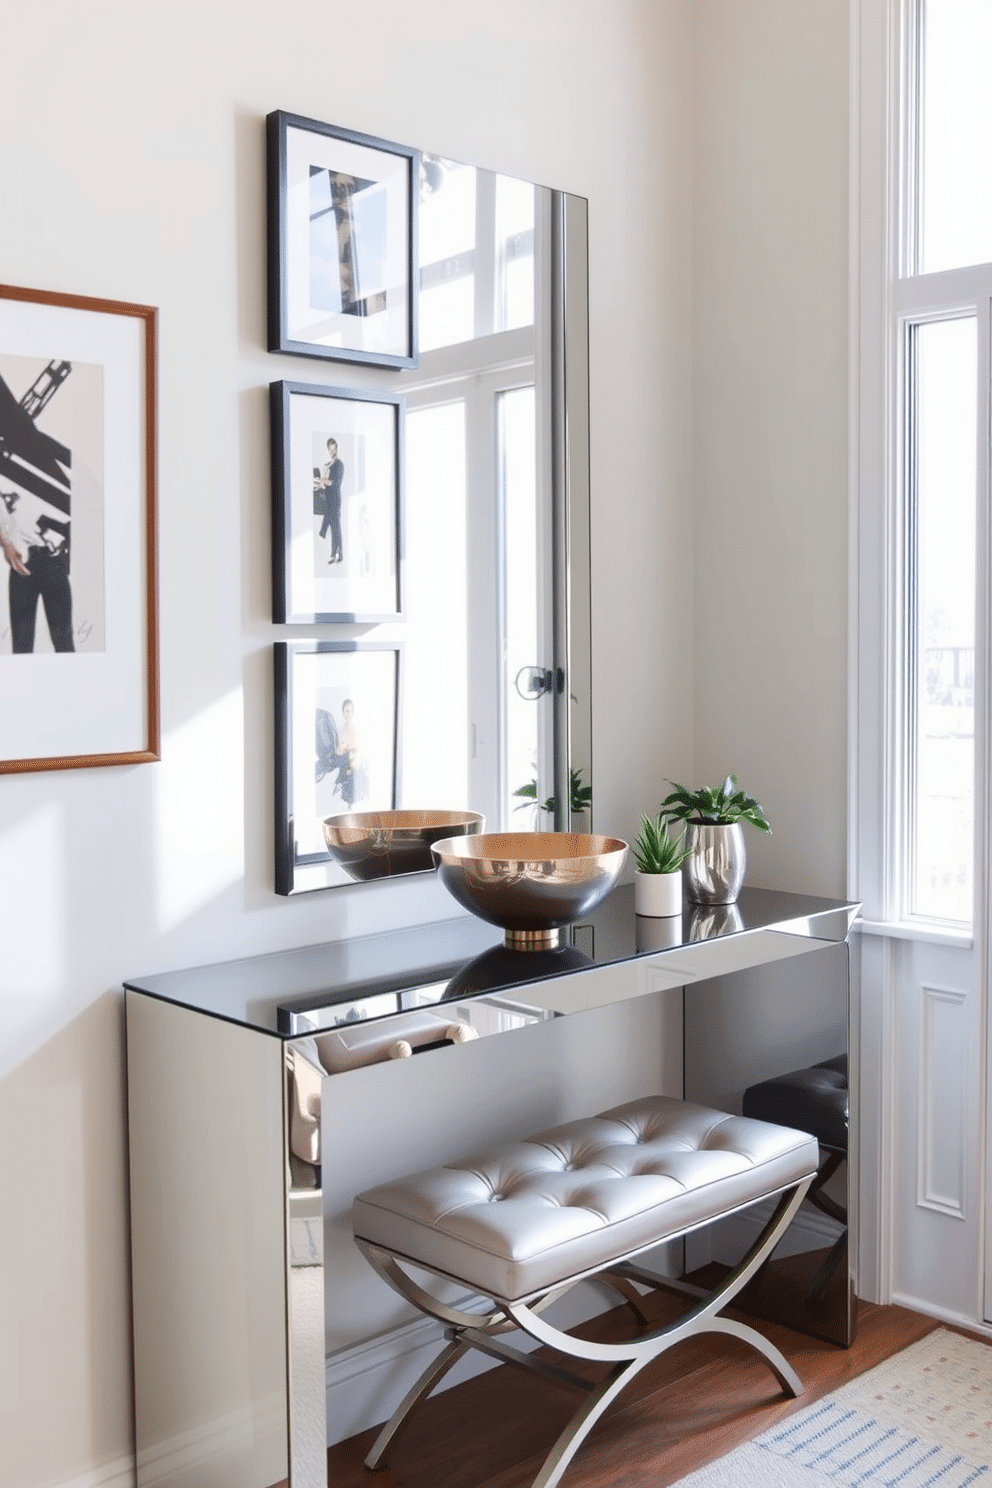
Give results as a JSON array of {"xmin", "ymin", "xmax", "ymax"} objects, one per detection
[
  {"xmin": 500, "ymin": 386, "xmax": 542, "ymax": 826},
  {"xmin": 418, "ymin": 157, "xmax": 476, "ymax": 350},
  {"xmin": 401, "ymin": 401, "xmax": 470, "ymax": 811},
  {"xmin": 394, "ymin": 160, "xmax": 552, "ymax": 839},
  {"xmin": 418, "ymin": 157, "xmax": 535, "ymax": 351},
  {"xmin": 495, "ymin": 174, "xmax": 535, "ymax": 333}
]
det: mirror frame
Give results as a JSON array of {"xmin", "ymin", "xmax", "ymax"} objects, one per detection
[{"xmin": 552, "ymin": 191, "xmax": 592, "ymax": 833}]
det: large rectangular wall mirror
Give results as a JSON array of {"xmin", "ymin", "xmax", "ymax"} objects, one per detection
[{"xmin": 275, "ymin": 142, "xmax": 592, "ymax": 894}]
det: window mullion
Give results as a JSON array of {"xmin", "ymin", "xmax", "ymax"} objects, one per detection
[
  {"xmin": 975, "ymin": 295, "xmax": 992, "ymax": 943},
  {"xmin": 901, "ymin": 320, "xmax": 920, "ymax": 922},
  {"xmin": 899, "ymin": 0, "xmax": 923, "ymax": 278},
  {"xmin": 894, "ymin": 265, "xmax": 992, "ymax": 317}
]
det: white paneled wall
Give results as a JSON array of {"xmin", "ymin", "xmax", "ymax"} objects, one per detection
[{"xmin": 891, "ymin": 938, "xmax": 986, "ymax": 1323}]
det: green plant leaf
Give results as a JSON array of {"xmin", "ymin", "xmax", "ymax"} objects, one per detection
[
  {"xmin": 513, "ymin": 767, "xmax": 592, "ymax": 818},
  {"xmin": 569, "ymin": 768, "xmax": 593, "ymax": 813},
  {"xmin": 659, "ymin": 782, "xmax": 692, "ymax": 809},
  {"xmin": 633, "ymin": 814, "xmax": 692, "ymax": 873},
  {"xmin": 657, "ymin": 774, "xmax": 771, "ymax": 833}
]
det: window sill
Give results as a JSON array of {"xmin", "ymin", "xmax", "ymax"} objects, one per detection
[{"xmin": 854, "ymin": 918, "xmax": 973, "ymax": 950}]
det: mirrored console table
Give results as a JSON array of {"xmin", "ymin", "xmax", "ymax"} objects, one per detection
[{"xmin": 124, "ymin": 885, "xmax": 859, "ymax": 1488}]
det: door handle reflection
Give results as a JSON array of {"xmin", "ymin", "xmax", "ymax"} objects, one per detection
[{"xmin": 515, "ymin": 666, "xmax": 556, "ymax": 699}]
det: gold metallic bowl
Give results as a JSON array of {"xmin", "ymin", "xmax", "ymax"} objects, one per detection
[
  {"xmin": 322, "ymin": 810, "xmax": 484, "ymax": 883},
  {"xmin": 430, "ymin": 831, "xmax": 628, "ymax": 950}
]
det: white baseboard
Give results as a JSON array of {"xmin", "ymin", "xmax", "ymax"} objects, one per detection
[
  {"xmin": 686, "ymin": 1194, "xmax": 843, "ymax": 1272},
  {"xmin": 727, "ymin": 1193, "xmax": 842, "ymax": 1253},
  {"xmin": 132, "ymin": 1392, "xmax": 286, "ymax": 1488},
  {"xmin": 120, "ymin": 1219, "xmax": 836, "ymax": 1479},
  {"xmin": 325, "ymin": 1297, "xmax": 496, "ymax": 1446},
  {"xmin": 324, "ymin": 1259, "xmax": 679, "ymax": 1447},
  {"xmin": 889, "ymin": 1290, "xmax": 992, "ymax": 1340},
  {"xmin": 57, "ymin": 1459, "xmax": 134, "ymax": 1488}
]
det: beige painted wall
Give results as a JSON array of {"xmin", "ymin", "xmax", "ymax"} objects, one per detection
[
  {"xmin": 690, "ymin": 0, "xmax": 850, "ymax": 897},
  {"xmin": 0, "ymin": 3, "xmax": 852, "ymax": 1482},
  {"xmin": 0, "ymin": 3, "xmax": 699, "ymax": 1485}
]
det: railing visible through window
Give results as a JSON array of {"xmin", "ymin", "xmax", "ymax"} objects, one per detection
[{"xmin": 904, "ymin": 315, "xmax": 977, "ymax": 925}]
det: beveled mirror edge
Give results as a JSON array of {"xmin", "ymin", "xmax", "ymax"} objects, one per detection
[{"xmin": 558, "ymin": 192, "xmax": 592, "ymax": 835}]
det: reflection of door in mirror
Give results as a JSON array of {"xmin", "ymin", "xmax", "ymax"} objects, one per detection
[{"xmin": 397, "ymin": 158, "xmax": 555, "ymax": 832}]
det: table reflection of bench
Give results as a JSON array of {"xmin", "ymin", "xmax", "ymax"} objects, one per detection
[
  {"xmin": 743, "ymin": 1054, "xmax": 849, "ymax": 1304},
  {"xmin": 353, "ymin": 1094, "xmax": 818, "ymax": 1488}
]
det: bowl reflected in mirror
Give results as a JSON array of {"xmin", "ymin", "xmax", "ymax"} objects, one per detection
[
  {"xmin": 431, "ymin": 831, "xmax": 628, "ymax": 950},
  {"xmin": 322, "ymin": 810, "xmax": 484, "ymax": 883},
  {"xmin": 443, "ymin": 941, "xmax": 595, "ymax": 998}
]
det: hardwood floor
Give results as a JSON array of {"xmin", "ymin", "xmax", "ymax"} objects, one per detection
[{"xmin": 324, "ymin": 1290, "xmax": 972, "ymax": 1488}]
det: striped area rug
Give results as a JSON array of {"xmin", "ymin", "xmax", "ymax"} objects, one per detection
[{"xmin": 677, "ymin": 1329, "xmax": 991, "ymax": 1488}]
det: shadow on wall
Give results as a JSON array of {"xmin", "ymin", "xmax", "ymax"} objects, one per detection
[{"xmin": 0, "ymin": 992, "xmax": 134, "ymax": 1486}]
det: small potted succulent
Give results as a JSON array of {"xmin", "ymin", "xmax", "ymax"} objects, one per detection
[
  {"xmin": 631, "ymin": 813, "xmax": 692, "ymax": 917},
  {"xmin": 659, "ymin": 775, "xmax": 771, "ymax": 905}
]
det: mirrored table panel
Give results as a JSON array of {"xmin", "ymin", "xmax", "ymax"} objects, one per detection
[{"xmin": 125, "ymin": 885, "xmax": 859, "ymax": 1488}]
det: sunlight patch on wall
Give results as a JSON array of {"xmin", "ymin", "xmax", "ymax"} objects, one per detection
[
  {"xmin": 0, "ymin": 804, "xmax": 64, "ymax": 993},
  {"xmin": 155, "ymin": 690, "xmax": 244, "ymax": 932}
]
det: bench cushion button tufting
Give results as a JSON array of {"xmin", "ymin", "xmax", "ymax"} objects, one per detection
[{"xmin": 353, "ymin": 1094, "xmax": 819, "ymax": 1303}]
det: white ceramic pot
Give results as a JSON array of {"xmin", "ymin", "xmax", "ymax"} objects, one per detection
[
  {"xmin": 635, "ymin": 913, "xmax": 684, "ymax": 951},
  {"xmin": 633, "ymin": 869, "xmax": 683, "ymax": 918}
]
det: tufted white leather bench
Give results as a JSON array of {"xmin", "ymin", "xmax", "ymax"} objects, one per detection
[{"xmin": 353, "ymin": 1094, "xmax": 818, "ymax": 1488}]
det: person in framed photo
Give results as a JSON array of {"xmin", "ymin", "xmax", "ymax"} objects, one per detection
[
  {"xmin": 0, "ymin": 360, "xmax": 75, "ymax": 654},
  {"xmin": 337, "ymin": 697, "xmax": 367, "ymax": 803},
  {"xmin": 315, "ymin": 696, "xmax": 368, "ymax": 807},
  {"xmin": 315, "ymin": 436, "xmax": 345, "ymax": 563},
  {"xmin": 0, "ymin": 494, "xmax": 74, "ymax": 652}
]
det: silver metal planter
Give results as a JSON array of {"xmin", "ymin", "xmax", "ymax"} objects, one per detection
[{"xmin": 683, "ymin": 822, "xmax": 746, "ymax": 904}]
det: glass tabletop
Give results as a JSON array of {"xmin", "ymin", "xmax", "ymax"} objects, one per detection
[{"xmin": 123, "ymin": 884, "xmax": 860, "ymax": 1039}]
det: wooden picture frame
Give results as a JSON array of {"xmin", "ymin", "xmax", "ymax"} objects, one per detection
[{"xmin": 0, "ymin": 283, "xmax": 158, "ymax": 773}]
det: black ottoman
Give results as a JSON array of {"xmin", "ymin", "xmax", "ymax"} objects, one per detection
[{"xmin": 742, "ymin": 1054, "xmax": 848, "ymax": 1302}]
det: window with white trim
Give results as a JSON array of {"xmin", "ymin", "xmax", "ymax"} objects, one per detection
[
  {"xmin": 869, "ymin": 0, "xmax": 991, "ymax": 933},
  {"xmin": 902, "ymin": 314, "xmax": 977, "ymax": 924}
]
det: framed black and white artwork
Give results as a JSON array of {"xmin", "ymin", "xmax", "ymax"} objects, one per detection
[
  {"xmin": 271, "ymin": 380, "xmax": 403, "ymax": 624},
  {"xmin": 275, "ymin": 640, "xmax": 402, "ymax": 894},
  {"xmin": 0, "ymin": 282, "xmax": 158, "ymax": 774},
  {"xmin": 267, "ymin": 110, "xmax": 419, "ymax": 369}
]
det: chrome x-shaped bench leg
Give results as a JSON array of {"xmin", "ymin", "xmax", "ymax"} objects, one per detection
[{"xmin": 358, "ymin": 1174, "xmax": 812, "ymax": 1488}]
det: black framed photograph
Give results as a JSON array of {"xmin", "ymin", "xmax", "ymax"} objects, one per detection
[
  {"xmin": 0, "ymin": 282, "xmax": 158, "ymax": 774},
  {"xmin": 275, "ymin": 640, "xmax": 402, "ymax": 894},
  {"xmin": 267, "ymin": 110, "xmax": 418, "ymax": 369},
  {"xmin": 271, "ymin": 380, "xmax": 403, "ymax": 624}
]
